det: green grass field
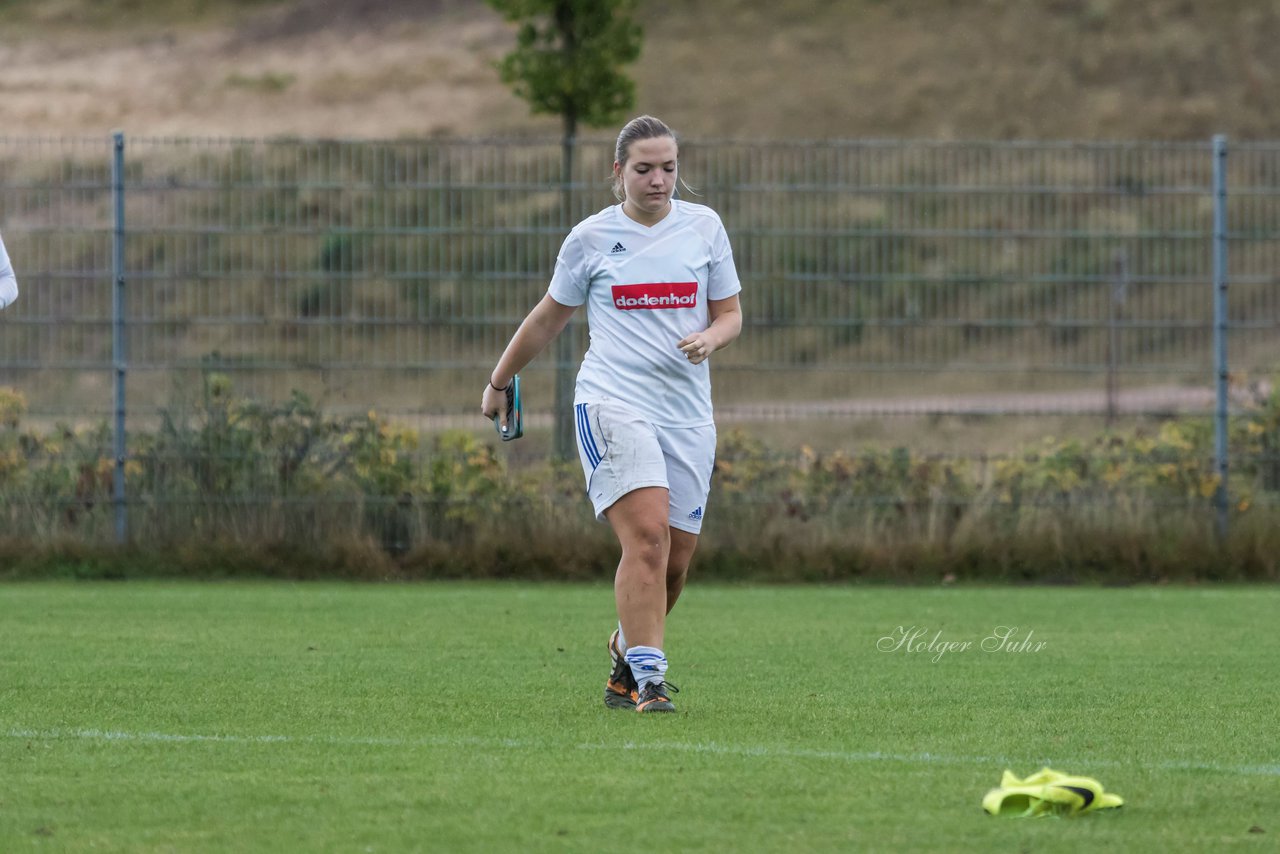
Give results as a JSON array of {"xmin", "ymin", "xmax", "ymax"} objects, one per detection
[{"xmin": 2, "ymin": 581, "xmax": 1277, "ymax": 853}]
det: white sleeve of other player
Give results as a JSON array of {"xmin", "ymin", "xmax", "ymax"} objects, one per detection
[
  {"xmin": 0, "ymin": 233, "xmax": 17, "ymax": 310},
  {"xmin": 707, "ymin": 222, "xmax": 741, "ymax": 300},
  {"xmin": 547, "ymin": 231, "xmax": 589, "ymax": 307}
]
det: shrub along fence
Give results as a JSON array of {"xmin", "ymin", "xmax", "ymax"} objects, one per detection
[
  {"xmin": 0, "ymin": 135, "xmax": 1277, "ymax": 579},
  {"xmin": 0, "ymin": 375, "xmax": 1276, "ymax": 581}
]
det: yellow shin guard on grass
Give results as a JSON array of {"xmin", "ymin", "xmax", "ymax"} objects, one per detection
[{"xmin": 982, "ymin": 767, "xmax": 1125, "ymax": 817}]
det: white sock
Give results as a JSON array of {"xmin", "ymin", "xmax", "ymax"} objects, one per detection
[
  {"xmin": 625, "ymin": 645, "xmax": 667, "ymax": 690},
  {"xmin": 616, "ymin": 622, "xmax": 627, "ymax": 653}
]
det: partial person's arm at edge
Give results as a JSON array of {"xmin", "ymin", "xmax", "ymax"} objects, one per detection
[
  {"xmin": 481, "ymin": 294, "xmax": 578, "ymax": 422},
  {"xmin": 0, "ymin": 234, "xmax": 18, "ymax": 310}
]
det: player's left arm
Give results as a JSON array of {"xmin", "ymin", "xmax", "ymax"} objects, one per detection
[{"xmin": 678, "ymin": 294, "xmax": 742, "ymax": 366}]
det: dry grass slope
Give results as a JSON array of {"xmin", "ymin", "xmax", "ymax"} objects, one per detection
[{"xmin": 2, "ymin": 0, "xmax": 1280, "ymax": 140}]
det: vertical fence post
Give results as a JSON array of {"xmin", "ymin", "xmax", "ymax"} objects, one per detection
[
  {"xmin": 1106, "ymin": 248, "xmax": 1129, "ymax": 428},
  {"xmin": 111, "ymin": 131, "xmax": 128, "ymax": 545},
  {"xmin": 1211, "ymin": 134, "xmax": 1229, "ymax": 542},
  {"xmin": 553, "ymin": 134, "xmax": 577, "ymax": 461}
]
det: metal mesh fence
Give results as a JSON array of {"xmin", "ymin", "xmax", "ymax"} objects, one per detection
[
  {"xmin": 0, "ymin": 138, "xmax": 115, "ymax": 417},
  {"xmin": 1225, "ymin": 143, "xmax": 1280, "ymax": 355},
  {"xmin": 1, "ymin": 136, "xmax": 1277, "ymax": 547},
  {"xmin": 122, "ymin": 140, "xmax": 542, "ymax": 407},
  {"xmin": 687, "ymin": 140, "xmax": 1227, "ymax": 417}
]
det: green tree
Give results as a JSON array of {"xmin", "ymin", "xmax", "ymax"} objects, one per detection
[
  {"xmin": 486, "ymin": 0, "xmax": 642, "ymax": 459},
  {"xmin": 489, "ymin": 0, "xmax": 642, "ymax": 142}
]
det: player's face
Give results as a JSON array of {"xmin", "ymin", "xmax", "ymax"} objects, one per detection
[{"xmin": 617, "ymin": 136, "xmax": 677, "ymax": 224}]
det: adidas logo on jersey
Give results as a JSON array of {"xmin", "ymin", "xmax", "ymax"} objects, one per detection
[
  {"xmin": 610, "ymin": 242, "xmax": 627, "ymax": 254},
  {"xmin": 687, "ymin": 507, "xmax": 703, "ymax": 521}
]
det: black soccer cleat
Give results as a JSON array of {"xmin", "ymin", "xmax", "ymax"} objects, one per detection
[
  {"xmin": 604, "ymin": 629, "xmax": 638, "ymax": 709},
  {"xmin": 635, "ymin": 680, "xmax": 679, "ymax": 714}
]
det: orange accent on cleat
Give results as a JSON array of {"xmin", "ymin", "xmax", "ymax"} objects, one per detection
[
  {"xmin": 635, "ymin": 681, "xmax": 678, "ymax": 713},
  {"xmin": 604, "ymin": 630, "xmax": 639, "ymax": 709}
]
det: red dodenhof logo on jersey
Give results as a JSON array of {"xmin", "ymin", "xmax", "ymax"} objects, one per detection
[{"xmin": 611, "ymin": 282, "xmax": 698, "ymax": 311}]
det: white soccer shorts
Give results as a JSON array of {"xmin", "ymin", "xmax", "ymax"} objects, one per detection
[{"xmin": 573, "ymin": 399, "xmax": 716, "ymax": 535}]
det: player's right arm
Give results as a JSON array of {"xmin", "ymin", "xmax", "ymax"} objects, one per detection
[{"xmin": 481, "ymin": 295, "xmax": 577, "ymax": 421}]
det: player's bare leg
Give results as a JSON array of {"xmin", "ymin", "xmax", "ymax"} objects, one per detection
[
  {"xmin": 604, "ymin": 512, "xmax": 698, "ymax": 709},
  {"xmin": 606, "ymin": 487, "xmax": 679, "ymax": 712},
  {"xmin": 666, "ymin": 528, "xmax": 699, "ymax": 614},
  {"xmin": 607, "ymin": 487, "xmax": 671, "ymax": 650}
]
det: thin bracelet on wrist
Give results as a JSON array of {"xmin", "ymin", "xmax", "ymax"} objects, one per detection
[{"xmin": 489, "ymin": 378, "xmax": 509, "ymax": 391}]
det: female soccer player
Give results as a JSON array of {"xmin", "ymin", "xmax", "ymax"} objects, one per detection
[
  {"xmin": 0, "ymin": 230, "xmax": 18, "ymax": 311},
  {"xmin": 482, "ymin": 115, "xmax": 742, "ymax": 713}
]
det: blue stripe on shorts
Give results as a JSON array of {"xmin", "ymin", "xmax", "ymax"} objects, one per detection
[{"xmin": 576, "ymin": 403, "xmax": 602, "ymax": 468}]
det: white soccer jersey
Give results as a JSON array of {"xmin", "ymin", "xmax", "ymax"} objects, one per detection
[{"xmin": 547, "ymin": 200, "xmax": 741, "ymax": 427}]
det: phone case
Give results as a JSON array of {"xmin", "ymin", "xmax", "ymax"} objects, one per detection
[{"xmin": 495, "ymin": 374, "xmax": 523, "ymax": 441}]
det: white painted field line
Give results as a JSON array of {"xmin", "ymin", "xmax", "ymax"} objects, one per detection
[
  {"xmin": 592, "ymin": 740, "xmax": 1280, "ymax": 778},
  {"xmin": 6, "ymin": 727, "xmax": 1278, "ymax": 778}
]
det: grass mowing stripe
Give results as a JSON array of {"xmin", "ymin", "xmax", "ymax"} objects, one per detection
[{"xmin": 8, "ymin": 727, "xmax": 1279, "ymax": 778}]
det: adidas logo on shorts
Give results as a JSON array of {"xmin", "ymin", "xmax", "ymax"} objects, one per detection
[
  {"xmin": 610, "ymin": 242, "xmax": 627, "ymax": 254},
  {"xmin": 687, "ymin": 507, "xmax": 703, "ymax": 521}
]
